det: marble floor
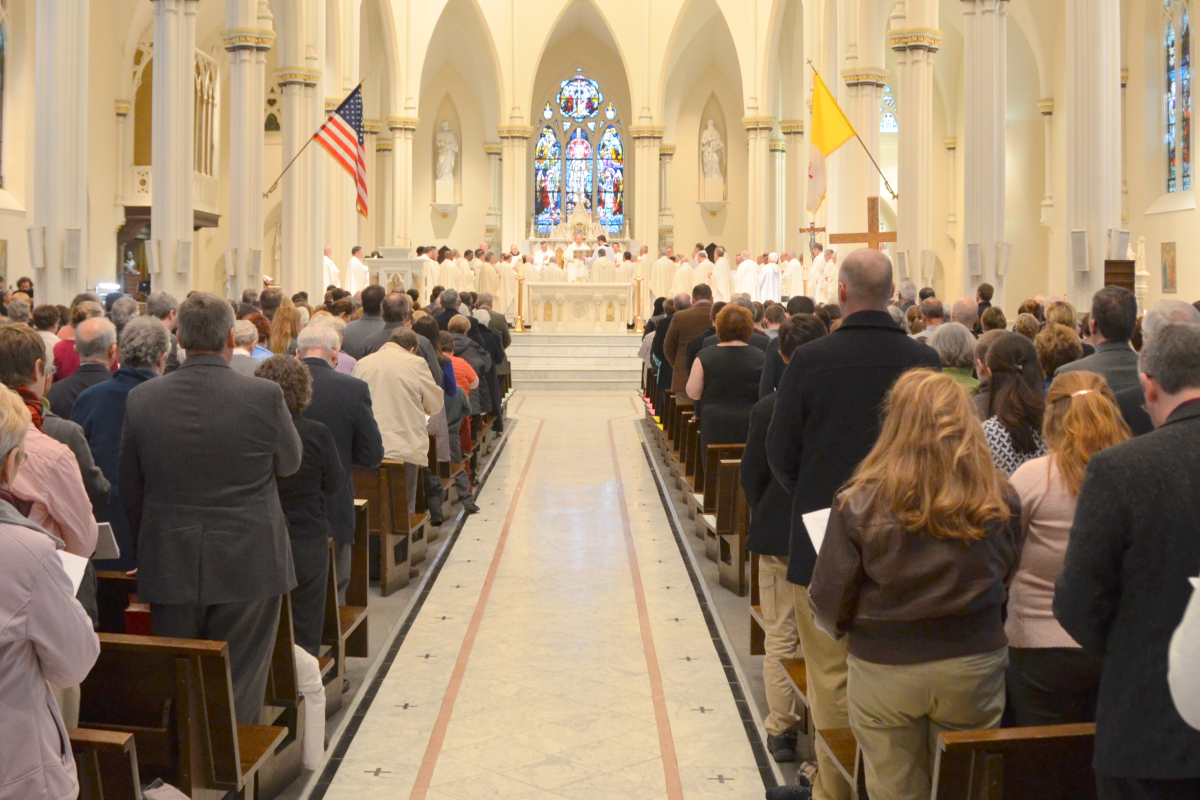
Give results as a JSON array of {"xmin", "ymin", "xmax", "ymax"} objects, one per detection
[{"xmin": 308, "ymin": 391, "xmax": 767, "ymax": 800}]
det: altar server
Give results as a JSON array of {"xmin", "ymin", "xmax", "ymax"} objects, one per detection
[{"xmin": 323, "ymin": 247, "xmax": 341, "ymax": 289}]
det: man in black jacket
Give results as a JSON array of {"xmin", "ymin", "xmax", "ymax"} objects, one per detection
[
  {"xmin": 297, "ymin": 325, "xmax": 384, "ymax": 604},
  {"xmin": 742, "ymin": 314, "xmax": 828, "ymax": 765},
  {"xmin": 1056, "ymin": 323, "xmax": 1200, "ymax": 800},
  {"xmin": 759, "ymin": 296, "xmax": 816, "ymax": 398},
  {"xmin": 47, "ymin": 318, "xmax": 117, "ymax": 419},
  {"xmin": 767, "ymin": 249, "xmax": 939, "ymax": 800}
]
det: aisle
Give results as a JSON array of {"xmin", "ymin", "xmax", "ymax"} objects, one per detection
[{"xmin": 314, "ymin": 392, "xmax": 763, "ymax": 800}]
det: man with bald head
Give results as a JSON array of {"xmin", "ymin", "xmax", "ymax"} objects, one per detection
[
  {"xmin": 951, "ymin": 296, "xmax": 980, "ymax": 333},
  {"xmin": 766, "ymin": 248, "xmax": 940, "ymax": 800},
  {"xmin": 47, "ymin": 317, "xmax": 117, "ymax": 419}
]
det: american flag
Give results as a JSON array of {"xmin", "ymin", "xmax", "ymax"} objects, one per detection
[{"xmin": 315, "ymin": 85, "xmax": 368, "ymax": 217}]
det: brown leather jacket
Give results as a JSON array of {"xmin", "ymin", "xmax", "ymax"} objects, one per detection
[{"xmin": 809, "ymin": 484, "xmax": 1023, "ymax": 665}]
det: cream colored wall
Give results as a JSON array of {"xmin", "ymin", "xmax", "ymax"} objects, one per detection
[{"xmin": 0, "ymin": 0, "xmax": 33, "ymax": 286}]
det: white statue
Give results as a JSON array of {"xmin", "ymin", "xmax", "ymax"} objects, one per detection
[
  {"xmin": 435, "ymin": 121, "xmax": 458, "ymax": 181},
  {"xmin": 701, "ymin": 119, "xmax": 724, "ymax": 182}
]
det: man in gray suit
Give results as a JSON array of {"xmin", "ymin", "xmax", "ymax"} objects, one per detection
[
  {"xmin": 1055, "ymin": 285, "xmax": 1140, "ymax": 394},
  {"xmin": 120, "ymin": 293, "xmax": 302, "ymax": 723}
]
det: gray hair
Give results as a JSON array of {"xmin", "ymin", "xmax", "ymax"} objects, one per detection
[
  {"xmin": 297, "ymin": 324, "xmax": 340, "ymax": 355},
  {"xmin": 6, "ymin": 298, "xmax": 30, "ymax": 323},
  {"xmin": 951, "ymin": 297, "xmax": 979, "ymax": 328},
  {"xmin": 898, "ymin": 280, "xmax": 918, "ymax": 303},
  {"xmin": 931, "ymin": 322, "xmax": 977, "ymax": 370},
  {"xmin": 146, "ymin": 291, "xmax": 178, "ymax": 320},
  {"xmin": 76, "ymin": 317, "xmax": 118, "ymax": 361},
  {"xmin": 659, "ymin": 248, "xmax": 668, "ymax": 257},
  {"xmin": 110, "ymin": 296, "xmax": 139, "ymax": 331},
  {"xmin": 308, "ymin": 315, "xmax": 346, "ymax": 344},
  {"xmin": 119, "ymin": 316, "xmax": 170, "ymax": 369},
  {"xmin": 673, "ymin": 293, "xmax": 692, "ymax": 311},
  {"xmin": 1142, "ymin": 299, "xmax": 1200, "ymax": 344},
  {"xmin": 439, "ymin": 288, "xmax": 460, "ymax": 309},
  {"xmin": 730, "ymin": 295, "xmax": 754, "ymax": 312},
  {"xmin": 886, "ymin": 305, "xmax": 906, "ymax": 327},
  {"xmin": 177, "ymin": 292, "xmax": 234, "ymax": 352},
  {"xmin": 232, "ymin": 319, "xmax": 259, "ymax": 348},
  {"xmin": 476, "ymin": 292, "xmax": 494, "ymax": 308},
  {"xmin": 1140, "ymin": 323, "xmax": 1200, "ymax": 395}
]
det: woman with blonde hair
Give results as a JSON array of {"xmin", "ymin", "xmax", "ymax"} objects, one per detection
[
  {"xmin": 1006, "ymin": 370, "xmax": 1131, "ymax": 727},
  {"xmin": 809, "ymin": 369, "xmax": 1022, "ymax": 800},
  {"xmin": 268, "ymin": 305, "xmax": 302, "ymax": 355}
]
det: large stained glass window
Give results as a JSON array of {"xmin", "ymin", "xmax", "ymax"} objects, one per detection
[
  {"xmin": 532, "ymin": 71, "xmax": 625, "ymax": 236},
  {"xmin": 534, "ymin": 127, "xmax": 562, "ymax": 232},
  {"xmin": 1166, "ymin": 1, "xmax": 1193, "ymax": 192}
]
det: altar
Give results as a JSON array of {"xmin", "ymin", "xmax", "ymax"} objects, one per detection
[
  {"xmin": 525, "ymin": 281, "xmax": 633, "ymax": 333},
  {"xmin": 527, "ymin": 201, "xmax": 631, "ymax": 258},
  {"xmin": 365, "ymin": 247, "xmax": 425, "ymax": 293}
]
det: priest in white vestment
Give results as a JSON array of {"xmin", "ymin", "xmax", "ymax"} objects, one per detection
[
  {"xmin": 437, "ymin": 257, "xmax": 460, "ymax": 293},
  {"xmin": 462, "ymin": 252, "xmax": 479, "ymax": 290},
  {"xmin": 812, "ymin": 248, "xmax": 839, "ymax": 305},
  {"xmin": 566, "ymin": 257, "xmax": 589, "ymax": 282},
  {"xmin": 635, "ymin": 247, "xmax": 656, "ymax": 321},
  {"xmin": 757, "ymin": 253, "xmax": 783, "ymax": 303},
  {"xmin": 540, "ymin": 260, "xmax": 568, "ymax": 282},
  {"xmin": 782, "ymin": 253, "xmax": 806, "ymax": 298},
  {"xmin": 591, "ymin": 247, "xmax": 616, "ymax": 283},
  {"xmin": 613, "ymin": 254, "xmax": 637, "ymax": 324},
  {"xmin": 346, "ymin": 247, "xmax": 370, "ymax": 295},
  {"xmin": 669, "ymin": 260, "xmax": 695, "ymax": 296},
  {"xmin": 323, "ymin": 247, "xmax": 341, "ymax": 289},
  {"xmin": 733, "ymin": 252, "xmax": 760, "ymax": 299},
  {"xmin": 416, "ymin": 247, "xmax": 439, "ymax": 303},
  {"xmin": 649, "ymin": 251, "xmax": 676, "ymax": 302},
  {"xmin": 564, "ymin": 233, "xmax": 590, "ymax": 264},
  {"xmin": 692, "ymin": 251, "xmax": 715, "ymax": 288},
  {"xmin": 497, "ymin": 258, "xmax": 520, "ymax": 318},
  {"xmin": 455, "ymin": 255, "xmax": 473, "ymax": 292},
  {"xmin": 710, "ymin": 248, "xmax": 734, "ymax": 302},
  {"xmin": 532, "ymin": 241, "xmax": 555, "ymax": 269},
  {"xmin": 477, "ymin": 254, "xmax": 501, "ymax": 298}
]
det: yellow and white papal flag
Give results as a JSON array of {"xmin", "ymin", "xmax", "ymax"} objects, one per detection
[{"xmin": 806, "ymin": 72, "xmax": 857, "ymax": 214}]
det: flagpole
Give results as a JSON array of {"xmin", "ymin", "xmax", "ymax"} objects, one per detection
[
  {"xmin": 806, "ymin": 60, "xmax": 897, "ymax": 202},
  {"xmin": 263, "ymin": 76, "xmax": 371, "ymax": 200}
]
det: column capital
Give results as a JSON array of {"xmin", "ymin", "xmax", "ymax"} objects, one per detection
[
  {"xmin": 364, "ymin": 119, "xmax": 383, "ymax": 135},
  {"xmin": 841, "ymin": 68, "xmax": 889, "ymax": 88},
  {"xmin": 1038, "ymin": 99, "xmax": 1055, "ymax": 116},
  {"xmin": 387, "ymin": 116, "xmax": 419, "ymax": 131},
  {"xmin": 944, "ymin": 137, "xmax": 957, "ymax": 150},
  {"xmin": 497, "ymin": 125, "xmax": 534, "ymax": 139},
  {"xmin": 276, "ymin": 69, "xmax": 320, "ymax": 87},
  {"xmin": 629, "ymin": 126, "xmax": 665, "ymax": 140},
  {"xmin": 1121, "ymin": 68, "xmax": 1129, "ymax": 89},
  {"xmin": 779, "ymin": 120, "xmax": 805, "ymax": 136},
  {"xmin": 115, "ymin": 100, "xmax": 132, "ymax": 117},
  {"xmin": 742, "ymin": 115, "xmax": 777, "ymax": 131},
  {"xmin": 770, "ymin": 139, "xmax": 787, "ymax": 153},
  {"xmin": 222, "ymin": 27, "xmax": 274, "ymax": 51},
  {"xmin": 889, "ymin": 27, "xmax": 942, "ymax": 52},
  {"xmin": 484, "ymin": 142, "xmax": 503, "ymax": 156},
  {"xmin": 376, "ymin": 140, "xmax": 393, "ymax": 153},
  {"xmin": 659, "ymin": 144, "xmax": 677, "ymax": 157}
]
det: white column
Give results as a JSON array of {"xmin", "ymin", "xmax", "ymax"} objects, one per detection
[
  {"xmin": 658, "ymin": 145, "xmax": 675, "ymax": 252},
  {"xmin": 32, "ymin": 0, "xmax": 90, "ymax": 302},
  {"xmin": 359, "ymin": 121, "xmax": 380, "ymax": 253},
  {"xmin": 744, "ymin": 117, "xmax": 774, "ymax": 256},
  {"xmin": 150, "ymin": 0, "xmax": 197, "ymax": 297},
  {"xmin": 1121, "ymin": 69, "xmax": 1129, "ymax": 224},
  {"xmin": 499, "ymin": 126, "xmax": 532, "ymax": 248},
  {"xmin": 223, "ymin": 2, "xmax": 274, "ymax": 300},
  {"xmin": 945, "ymin": 137, "xmax": 958, "ymax": 246},
  {"xmin": 114, "ymin": 102, "xmax": 130, "ymax": 208},
  {"xmin": 769, "ymin": 138, "xmax": 787, "ymax": 253},
  {"xmin": 277, "ymin": 70, "xmax": 320, "ymax": 291},
  {"xmin": 1066, "ymin": 0, "xmax": 1122, "ymax": 300},
  {"xmin": 630, "ymin": 127, "xmax": 663, "ymax": 249},
  {"xmin": 1039, "ymin": 100, "xmax": 1054, "ymax": 228},
  {"xmin": 485, "ymin": 143, "xmax": 502, "ymax": 248},
  {"xmin": 839, "ymin": 70, "xmax": 886, "ymax": 232},
  {"xmin": 961, "ymin": 0, "xmax": 1008, "ymax": 308},
  {"xmin": 891, "ymin": 29, "xmax": 941, "ymax": 279},
  {"xmin": 376, "ymin": 136, "xmax": 394, "ymax": 248},
  {"xmin": 780, "ymin": 122, "xmax": 805, "ymax": 255},
  {"xmin": 388, "ymin": 116, "xmax": 417, "ymax": 247}
]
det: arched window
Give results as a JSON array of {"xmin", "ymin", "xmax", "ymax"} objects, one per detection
[
  {"xmin": 1166, "ymin": 0, "xmax": 1193, "ymax": 192},
  {"xmin": 880, "ymin": 84, "xmax": 898, "ymax": 134},
  {"xmin": 533, "ymin": 71, "xmax": 625, "ymax": 235}
]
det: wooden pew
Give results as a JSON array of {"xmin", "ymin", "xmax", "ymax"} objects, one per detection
[
  {"xmin": 715, "ymin": 458, "xmax": 751, "ymax": 593},
  {"xmin": 255, "ymin": 596, "xmax": 305, "ymax": 799},
  {"xmin": 71, "ymin": 728, "xmax": 142, "ymax": 800},
  {"xmin": 79, "ymin": 634, "xmax": 286, "ymax": 800},
  {"xmin": 693, "ymin": 443, "xmax": 746, "ymax": 545},
  {"xmin": 321, "ymin": 502, "xmax": 371, "ymax": 715},
  {"xmin": 355, "ymin": 461, "xmax": 429, "ymax": 595},
  {"xmin": 932, "ymin": 724, "xmax": 1097, "ymax": 800}
]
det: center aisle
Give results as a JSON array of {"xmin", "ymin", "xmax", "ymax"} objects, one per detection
[{"xmin": 315, "ymin": 392, "xmax": 763, "ymax": 800}]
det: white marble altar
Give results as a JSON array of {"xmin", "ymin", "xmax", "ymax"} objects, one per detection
[
  {"xmin": 365, "ymin": 246, "xmax": 425, "ymax": 293},
  {"xmin": 526, "ymin": 281, "xmax": 632, "ymax": 333}
]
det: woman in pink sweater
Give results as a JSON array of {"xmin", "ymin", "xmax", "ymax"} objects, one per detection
[{"xmin": 1007, "ymin": 370, "xmax": 1132, "ymax": 726}]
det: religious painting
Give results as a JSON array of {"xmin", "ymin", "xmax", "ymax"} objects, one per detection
[
  {"xmin": 565, "ymin": 128, "xmax": 593, "ymax": 216},
  {"xmin": 533, "ymin": 127, "xmax": 562, "ymax": 235},
  {"xmin": 595, "ymin": 127, "xmax": 624, "ymax": 235},
  {"xmin": 556, "ymin": 75, "xmax": 602, "ymax": 122},
  {"xmin": 1163, "ymin": 242, "xmax": 1178, "ymax": 293}
]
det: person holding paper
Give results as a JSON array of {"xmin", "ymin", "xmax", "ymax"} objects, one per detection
[
  {"xmin": 808, "ymin": 369, "xmax": 1022, "ymax": 800},
  {"xmin": 0, "ymin": 384, "xmax": 100, "ymax": 800},
  {"xmin": 766, "ymin": 248, "xmax": 939, "ymax": 800}
]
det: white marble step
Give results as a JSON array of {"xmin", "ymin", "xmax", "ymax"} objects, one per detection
[
  {"xmin": 512, "ymin": 365, "xmax": 642, "ymax": 382},
  {"xmin": 515, "ymin": 380, "xmax": 640, "ymax": 392},
  {"xmin": 509, "ymin": 355, "xmax": 644, "ymax": 369},
  {"xmin": 507, "ymin": 343, "xmax": 643, "ymax": 358}
]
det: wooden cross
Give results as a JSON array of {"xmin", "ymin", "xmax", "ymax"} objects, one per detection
[{"xmin": 829, "ymin": 196, "xmax": 898, "ymax": 251}]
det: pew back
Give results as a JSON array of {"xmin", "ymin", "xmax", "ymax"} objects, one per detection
[{"xmin": 932, "ymin": 723, "xmax": 1097, "ymax": 800}]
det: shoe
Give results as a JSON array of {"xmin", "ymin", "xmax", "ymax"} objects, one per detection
[
  {"xmin": 341, "ymin": 678, "xmax": 350, "ymax": 693},
  {"xmin": 462, "ymin": 499, "xmax": 480, "ymax": 514},
  {"xmin": 765, "ymin": 779, "xmax": 812, "ymax": 800},
  {"xmin": 767, "ymin": 731, "xmax": 797, "ymax": 763}
]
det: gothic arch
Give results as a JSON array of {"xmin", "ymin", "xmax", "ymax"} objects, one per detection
[
  {"xmin": 418, "ymin": 0, "xmax": 503, "ymax": 132},
  {"xmin": 762, "ymin": 0, "xmax": 804, "ymax": 121},
  {"xmin": 659, "ymin": 0, "xmax": 745, "ymax": 135},
  {"xmin": 528, "ymin": 0, "xmax": 633, "ymax": 124}
]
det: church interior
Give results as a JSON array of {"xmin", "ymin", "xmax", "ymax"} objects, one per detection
[{"xmin": 6, "ymin": 1, "xmax": 1200, "ymax": 800}]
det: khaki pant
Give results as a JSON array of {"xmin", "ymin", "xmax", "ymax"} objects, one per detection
[
  {"xmin": 759, "ymin": 555, "xmax": 802, "ymax": 736},
  {"xmin": 847, "ymin": 648, "xmax": 1008, "ymax": 800},
  {"xmin": 793, "ymin": 584, "xmax": 852, "ymax": 800}
]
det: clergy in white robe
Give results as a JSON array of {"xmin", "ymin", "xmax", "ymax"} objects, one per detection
[
  {"xmin": 649, "ymin": 254, "xmax": 676, "ymax": 302},
  {"xmin": 497, "ymin": 260, "xmax": 520, "ymax": 318},
  {"xmin": 812, "ymin": 250, "xmax": 839, "ymax": 305},
  {"xmin": 566, "ymin": 258, "xmax": 589, "ymax": 282},
  {"xmin": 564, "ymin": 235, "xmax": 591, "ymax": 264},
  {"xmin": 635, "ymin": 250, "xmax": 656, "ymax": 319},
  {"xmin": 591, "ymin": 248, "xmax": 616, "ymax": 283},
  {"xmin": 540, "ymin": 261, "xmax": 568, "ymax": 282},
  {"xmin": 346, "ymin": 248, "xmax": 370, "ymax": 295},
  {"xmin": 462, "ymin": 253, "xmax": 479, "ymax": 289},
  {"xmin": 455, "ymin": 257, "xmax": 473, "ymax": 292},
  {"xmin": 532, "ymin": 243, "xmax": 556, "ymax": 268},
  {"xmin": 613, "ymin": 257, "xmax": 637, "ymax": 324},
  {"xmin": 757, "ymin": 253, "xmax": 783, "ymax": 303},
  {"xmin": 692, "ymin": 253, "xmax": 715, "ymax": 288},
  {"xmin": 477, "ymin": 256, "xmax": 500, "ymax": 298},
  {"xmin": 669, "ymin": 262, "xmax": 695, "ymax": 296},
  {"xmin": 733, "ymin": 256, "xmax": 761, "ymax": 300},
  {"xmin": 437, "ymin": 258, "xmax": 460, "ymax": 292},
  {"xmin": 710, "ymin": 251, "xmax": 734, "ymax": 302},
  {"xmin": 323, "ymin": 247, "xmax": 341, "ymax": 289},
  {"xmin": 782, "ymin": 254, "xmax": 806, "ymax": 298}
]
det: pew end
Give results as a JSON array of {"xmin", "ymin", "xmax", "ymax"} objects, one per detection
[
  {"xmin": 932, "ymin": 723, "xmax": 1097, "ymax": 800},
  {"xmin": 71, "ymin": 727, "xmax": 143, "ymax": 800}
]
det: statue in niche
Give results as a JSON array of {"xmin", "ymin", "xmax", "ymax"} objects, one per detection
[
  {"xmin": 436, "ymin": 121, "xmax": 459, "ymax": 181},
  {"xmin": 701, "ymin": 119, "xmax": 724, "ymax": 182}
]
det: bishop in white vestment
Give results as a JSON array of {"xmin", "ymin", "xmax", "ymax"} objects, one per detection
[
  {"xmin": 346, "ymin": 247, "xmax": 370, "ymax": 295},
  {"xmin": 323, "ymin": 247, "xmax": 341, "ymax": 289}
]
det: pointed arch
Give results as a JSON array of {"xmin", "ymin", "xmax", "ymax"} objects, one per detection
[
  {"xmin": 761, "ymin": 0, "xmax": 804, "ymax": 121},
  {"xmin": 418, "ymin": 0, "xmax": 503, "ymax": 131},
  {"xmin": 527, "ymin": 0, "xmax": 634, "ymax": 124},
  {"xmin": 659, "ymin": 0, "xmax": 745, "ymax": 135}
]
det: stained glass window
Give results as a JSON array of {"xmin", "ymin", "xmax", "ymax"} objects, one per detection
[
  {"xmin": 1184, "ymin": 10, "xmax": 1193, "ymax": 189},
  {"xmin": 534, "ymin": 127, "xmax": 562, "ymax": 234},
  {"xmin": 880, "ymin": 85, "xmax": 898, "ymax": 133},
  {"xmin": 557, "ymin": 75, "xmax": 603, "ymax": 122},
  {"xmin": 1167, "ymin": 1, "xmax": 1193, "ymax": 193},
  {"xmin": 534, "ymin": 71, "xmax": 626, "ymax": 236},
  {"xmin": 1169, "ymin": 22, "xmax": 1179, "ymax": 192}
]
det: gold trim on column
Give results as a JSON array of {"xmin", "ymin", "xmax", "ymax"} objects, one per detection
[
  {"xmin": 742, "ymin": 115, "xmax": 777, "ymax": 131},
  {"xmin": 387, "ymin": 116, "xmax": 419, "ymax": 131},
  {"xmin": 497, "ymin": 126, "xmax": 534, "ymax": 139},
  {"xmin": 1038, "ymin": 99, "xmax": 1055, "ymax": 116},
  {"xmin": 276, "ymin": 69, "xmax": 321, "ymax": 87},
  {"xmin": 630, "ymin": 126, "xmax": 666, "ymax": 139},
  {"xmin": 115, "ymin": 100, "xmax": 132, "ymax": 117},
  {"xmin": 888, "ymin": 27, "xmax": 942, "ymax": 52},
  {"xmin": 769, "ymin": 139, "xmax": 787, "ymax": 153},
  {"xmin": 659, "ymin": 144, "xmax": 677, "ymax": 157},
  {"xmin": 376, "ymin": 140, "xmax": 393, "ymax": 153},
  {"xmin": 1121, "ymin": 68, "xmax": 1129, "ymax": 89},
  {"xmin": 484, "ymin": 142, "xmax": 503, "ymax": 156},
  {"xmin": 842, "ymin": 68, "xmax": 889, "ymax": 88},
  {"xmin": 364, "ymin": 119, "xmax": 383, "ymax": 135},
  {"xmin": 222, "ymin": 27, "xmax": 275, "ymax": 51},
  {"xmin": 779, "ymin": 120, "xmax": 805, "ymax": 136},
  {"xmin": 944, "ymin": 137, "xmax": 958, "ymax": 151}
]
